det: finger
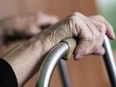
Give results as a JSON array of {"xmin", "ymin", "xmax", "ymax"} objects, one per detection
[
  {"xmin": 89, "ymin": 18, "xmax": 106, "ymax": 53},
  {"xmin": 89, "ymin": 15, "xmax": 115, "ymax": 39},
  {"xmin": 85, "ymin": 18, "xmax": 100, "ymax": 39},
  {"xmin": 27, "ymin": 23, "xmax": 41, "ymax": 35},
  {"xmin": 93, "ymin": 47, "xmax": 105, "ymax": 55},
  {"xmin": 74, "ymin": 21, "xmax": 93, "ymax": 60},
  {"xmin": 83, "ymin": 17, "xmax": 101, "ymax": 53},
  {"xmin": 36, "ymin": 12, "xmax": 59, "ymax": 29}
]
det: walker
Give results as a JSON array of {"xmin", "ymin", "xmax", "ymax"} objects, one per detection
[{"xmin": 36, "ymin": 35, "xmax": 116, "ymax": 87}]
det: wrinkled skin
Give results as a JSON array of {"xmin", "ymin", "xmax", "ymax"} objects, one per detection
[
  {"xmin": 39, "ymin": 12, "xmax": 115, "ymax": 60},
  {"xmin": 0, "ymin": 12, "xmax": 115, "ymax": 59},
  {"xmin": 2, "ymin": 12, "xmax": 115, "ymax": 86}
]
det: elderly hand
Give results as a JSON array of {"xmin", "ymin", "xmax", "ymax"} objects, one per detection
[
  {"xmin": 0, "ymin": 12, "xmax": 58, "ymax": 44},
  {"xmin": 3, "ymin": 12, "xmax": 115, "ymax": 86},
  {"xmin": 41, "ymin": 12, "xmax": 115, "ymax": 60}
]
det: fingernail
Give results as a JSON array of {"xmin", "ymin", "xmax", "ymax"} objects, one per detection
[
  {"xmin": 114, "ymin": 34, "xmax": 116, "ymax": 39},
  {"xmin": 75, "ymin": 53, "xmax": 82, "ymax": 59},
  {"xmin": 112, "ymin": 33, "xmax": 116, "ymax": 39}
]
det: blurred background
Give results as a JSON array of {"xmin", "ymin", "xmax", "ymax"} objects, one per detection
[{"xmin": 0, "ymin": 0, "xmax": 115, "ymax": 87}]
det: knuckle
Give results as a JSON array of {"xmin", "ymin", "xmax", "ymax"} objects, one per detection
[
  {"xmin": 96, "ymin": 15, "xmax": 105, "ymax": 20},
  {"xmin": 72, "ymin": 12, "xmax": 82, "ymax": 16},
  {"xmin": 100, "ymin": 24, "xmax": 106, "ymax": 32},
  {"xmin": 97, "ymin": 23, "xmax": 106, "ymax": 32},
  {"xmin": 70, "ymin": 12, "xmax": 83, "ymax": 20}
]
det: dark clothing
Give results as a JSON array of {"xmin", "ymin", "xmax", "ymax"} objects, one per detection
[{"xmin": 0, "ymin": 58, "xmax": 18, "ymax": 87}]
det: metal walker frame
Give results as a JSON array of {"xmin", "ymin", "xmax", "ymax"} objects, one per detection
[{"xmin": 36, "ymin": 36, "xmax": 116, "ymax": 87}]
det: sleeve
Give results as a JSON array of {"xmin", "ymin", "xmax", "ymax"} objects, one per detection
[{"xmin": 0, "ymin": 58, "xmax": 18, "ymax": 87}]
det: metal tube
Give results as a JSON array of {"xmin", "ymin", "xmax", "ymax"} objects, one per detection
[
  {"xmin": 59, "ymin": 59, "xmax": 71, "ymax": 87},
  {"xmin": 36, "ymin": 42, "xmax": 69, "ymax": 87},
  {"xmin": 36, "ymin": 36, "xmax": 116, "ymax": 87},
  {"xmin": 103, "ymin": 36, "xmax": 116, "ymax": 87}
]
